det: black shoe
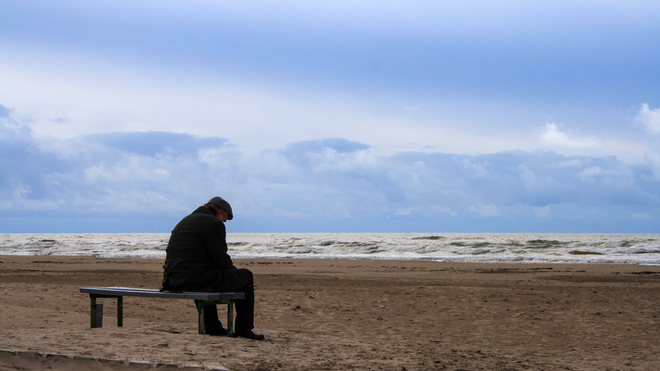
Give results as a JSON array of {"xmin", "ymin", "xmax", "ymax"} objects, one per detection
[
  {"xmin": 232, "ymin": 330, "xmax": 265, "ymax": 340},
  {"xmin": 205, "ymin": 327, "xmax": 229, "ymax": 336}
]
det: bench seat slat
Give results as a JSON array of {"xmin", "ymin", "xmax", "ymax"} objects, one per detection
[{"xmin": 80, "ymin": 287, "xmax": 244, "ymax": 300}]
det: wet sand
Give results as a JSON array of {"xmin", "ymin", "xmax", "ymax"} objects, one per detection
[{"xmin": 1, "ymin": 255, "xmax": 659, "ymax": 370}]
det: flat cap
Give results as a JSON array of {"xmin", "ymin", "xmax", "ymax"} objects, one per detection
[{"xmin": 206, "ymin": 196, "xmax": 233, "ymax": 220}]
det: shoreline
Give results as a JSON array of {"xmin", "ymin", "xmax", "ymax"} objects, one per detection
[
  {"xmin": 1, "ymin": 255, "xmax": 660, "ymax": 370},
  {"xmin": 3, "ymin": 232, "xmax": 659, "ymax": 265},
  {"xmin": 3, "ymin": 254, "xmax": 660, "ymax": 267}
]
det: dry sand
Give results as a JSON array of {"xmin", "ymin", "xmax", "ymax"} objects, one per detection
[{"xmin": 1, "ymin": 255, "xmax": 659, "ymax": 370}]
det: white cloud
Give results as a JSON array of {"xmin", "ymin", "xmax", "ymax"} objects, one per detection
[
  {"xmin": 469, "ymin": 204, "xmax": 501, "ymax": 217},
  {"xmin": 400, "ymin": 105, "xmax": 420, "ymax": 112},
  {"xmin": 540, "ymin": 123, "xmax": 601, "ymax": 148},
  {"xmin": 395, "ymin": 208, "xmax": 414, "ymax": 216},
  {"xmin": 534, "ymin": 206, "xmax": 551, "ymax": 217},
  {"xmin": 636, "ymin": 103, "xmax": 660, "ymax": 135},
  {"xmin": 557, "ymin": 159, "xmax": 582, "ymax": 168},
  {"xmin": 645, "ymin": 151, "xmax": 660, "ymax": 180},
  {"xmin": 431, "ymin": 205, "xmax": 458, "ymax": 217}
]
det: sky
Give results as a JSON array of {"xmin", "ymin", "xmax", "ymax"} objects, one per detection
[{"xmin": 1, "ymin": 0, "xmax": 659, "ymax": 233}]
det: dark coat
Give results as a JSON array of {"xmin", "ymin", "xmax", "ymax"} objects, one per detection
[{"xmin": 162, "ymin": 206, "xmax": 236, "ymax": 292}]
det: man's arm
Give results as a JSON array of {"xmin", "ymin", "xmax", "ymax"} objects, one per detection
[{"xmin": 204, "ymin": 220, "xmax": 235, "ymax": 269}]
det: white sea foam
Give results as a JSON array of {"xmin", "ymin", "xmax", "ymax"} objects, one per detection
[{"xmin": 1, "ymin": 233, "xmax": 659, "ymax": 265}]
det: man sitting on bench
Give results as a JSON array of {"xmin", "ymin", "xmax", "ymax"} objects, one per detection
[{"xmin": 162, "ymin": 196, "xmax": 265, "ymax": 340}]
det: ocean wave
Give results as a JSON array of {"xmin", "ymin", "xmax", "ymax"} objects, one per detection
[{"xmin": 1, "ymin": 233, "xmax": 659, "ymax": 265}]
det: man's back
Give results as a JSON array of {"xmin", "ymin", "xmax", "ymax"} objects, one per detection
[{"xmin": 162, "ymin": 206, "xmax": 233, "ymax": 291}]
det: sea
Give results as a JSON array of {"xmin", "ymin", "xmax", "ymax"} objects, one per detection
[{"xmin": 1, "ymin": 233, "xmax": 659, "ymax": 265}]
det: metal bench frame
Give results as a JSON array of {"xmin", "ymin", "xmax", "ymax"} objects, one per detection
[{"xmin": 80, "ymin": 287, "xmax": 245, "ymax": 336}]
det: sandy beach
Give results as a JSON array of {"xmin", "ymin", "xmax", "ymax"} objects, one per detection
[{"xmin": 1, "ymin": 255, "xmax": 659, "ymax": 370}]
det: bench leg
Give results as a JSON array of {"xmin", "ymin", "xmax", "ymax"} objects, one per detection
[
  {"xmin": 196, "ymin": 301, "xmax": 206, "ymax": 335},
  {"xmin": 89, "ymin": 295, "xmax": 122, "ymax": 328},
  {"xmin": 196, "ymin": 300, "xmax": 218, "ymax": 335},
  {"xmin": 90, "ymin": 296, "xmax": 103, "ymax": 328},
  {"xmin": 226, "ymin": 301, "xmax": 235, "ymax": 337},
  {"xmin": 117, "ymin": 296, "xmax": 123, "ymax": 327},
  {"xmin": 196, "ymin": 300, "xmax": 235, "ymax": 336}
]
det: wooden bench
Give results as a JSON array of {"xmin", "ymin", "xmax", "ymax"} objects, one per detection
[{"xmin": 80, "ymin": 287, "xmax": 245, "ymax": 336}]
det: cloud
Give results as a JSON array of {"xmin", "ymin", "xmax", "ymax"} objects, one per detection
[
  {"xmin": 281, "ymin": 138, "xmax": 370, "ymax": 169},
  {"xmin": 395, "ymin": 208, "xmax": 414, "ymax": 216},
  {"xmin": 534, "ymin": 206, "xmax": 551, "ymax": 218},
  {"xmin": 0, "ymin": 107, "xmax": 233, "ymax": 215},
  {"xmin": 636, "ymin": 103, "xmax": 660, "ymax": 135},
  {"xmin": 82, "ymin": 131, "xmax": 229, "ymax": 158},
  {"xmin": 1, "ymin": 107, "xmax": 659, "ymax": 232},
  {"xmin": 645, "ymin": 151, "xmax": 660, "ymax": 180},
  {"xmin": 0, "ymin": 104, "xmax": 10, "ymax": 117},
  {"xmin": 0, "ymin": 110, "xmax": 64, "ymax": 209},
  {"xmin": 540, "ymin": 123, "xmax": 601, "ymax": 148},
  {"xmin": 469, "ymin": 204, "xmax": 501, "ymax": 217}
]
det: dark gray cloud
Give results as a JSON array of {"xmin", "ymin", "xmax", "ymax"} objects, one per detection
[
  {"xmin": 0, "ymin": 111, "xmax": 63, "ymax": 201},
  {"xmin": 0, "ymin": 108, "xmax": 233, "ymax": 219},
  {"xmin": 386, "ymin": 151, "xmax": 659, "ymax": 210}
]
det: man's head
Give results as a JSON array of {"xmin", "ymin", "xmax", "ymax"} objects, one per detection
[{"xmin": 205, "ymin": 196, "xmax": 233, "ymax": 221}]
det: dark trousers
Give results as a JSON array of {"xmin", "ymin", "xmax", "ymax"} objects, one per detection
[{"xmin": 198, "ymin": 268, "xmax": 255, "ymax": 333}]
